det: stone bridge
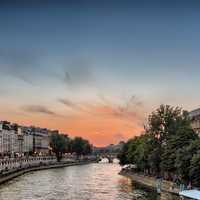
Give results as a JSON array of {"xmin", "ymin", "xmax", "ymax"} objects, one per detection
[{"xmin": 98, "ymin": 153, "xmax": 119, "ymax": 163}]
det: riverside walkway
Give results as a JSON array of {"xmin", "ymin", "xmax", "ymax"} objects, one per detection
[
  {"xmin": 120, "ymin": 170, "xmax": 179, "ymax": 195},
  {"xmin": 0, "ymin": 156, "xmax": 57, "ymax": 172}
]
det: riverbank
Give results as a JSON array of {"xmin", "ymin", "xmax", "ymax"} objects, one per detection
[
  {"xmin": 0, "ymin": 160, "xmax": 96, "ymax": 185},
  {"xmin": 119, "ymin": 170, "xmax": 180, "ymax": 196}
]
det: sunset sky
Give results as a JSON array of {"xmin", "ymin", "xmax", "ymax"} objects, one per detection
[{"xmin": 0, "ymin": 1, "xmax": 200, "ymax": 146}]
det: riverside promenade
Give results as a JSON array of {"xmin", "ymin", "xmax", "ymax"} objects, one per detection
[
  {"xmin": 119, "ymin": 170, "xmax": 180, "ymax": 196},
  {"xmin": 0, "ymin": 156, "xmax": 96, "ymax": 185}
]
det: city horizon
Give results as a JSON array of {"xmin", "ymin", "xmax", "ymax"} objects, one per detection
[
  {"xmin": 0, "ymin": 103, "xmax": 198, "ymax": 147},
  {"xmin": 0, "ymin": 118, "xmax": 127, "ymax": 148}
]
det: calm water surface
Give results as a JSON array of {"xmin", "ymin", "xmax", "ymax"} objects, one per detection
[{"xmin": 0, "ymin": 163, "xmax": 178, "ymax": 200}]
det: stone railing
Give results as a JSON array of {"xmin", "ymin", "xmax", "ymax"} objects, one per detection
[{"xmin": 0, "ymin": 156, "xmax": 75, "ymax": 174}]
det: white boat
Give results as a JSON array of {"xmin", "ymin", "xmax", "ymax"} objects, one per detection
[
  {"xmin": 121, "ymin": 164, "xmax": 136, "ymax": 170},
  {"xmin": 179, "ymin": 190, "xmax": 200, "ymax": 200}
]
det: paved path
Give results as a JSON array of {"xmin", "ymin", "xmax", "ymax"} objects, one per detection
[{"xmin": 120, "ymin": 171, "xmax": 179, "ymax": 195}]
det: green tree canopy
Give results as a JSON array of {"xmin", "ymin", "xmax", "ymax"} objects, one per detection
[
  {"xmin": 50, "ymin": 133, "xmax": 69, "ymax": 161},
  {"xmin": 175, "ymin": 139, "xmax": 200, "ymax": 183},
  {"xmin": 118, "ymin": 104, "xmax": 200, "ymax": 185},
  {"xmin": 71, "ymin": 137, "xmax": 92, "ymax": 156},
  {"xmin": 189, "ymin": 151, "xmax": 200, "ymax": 186},
  {"xmin": 117, "ymin": 138, "xmax": 135, "ymax": 165}
]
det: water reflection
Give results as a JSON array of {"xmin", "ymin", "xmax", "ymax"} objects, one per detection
[{"xmin": 0, "ymin": 163, "xmax": 179, "ymax": 200}]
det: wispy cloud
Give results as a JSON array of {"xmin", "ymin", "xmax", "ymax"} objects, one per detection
[
  {"xmin": 58, "ymin": 98, "xmax": 78, "ymax": 109},
  {"xmin": 85, "ymin": 95, "xmax": 144, "ymax": 123},
  {"xmin": 58, "ymin": 98, "xmax": 94, "ymax": 115},
  {"xmin": 58, "ymin": 95, "xmax": 145, "ymax": 123},
  {"xmin": 0, "ymin": 48, "xmax": 43, "ymax": 84},
  {"xmin": 22, "ymin": 105, "xmax": 57, "ymax": 116},
  {"xmin": 62, "ymin": 58, "xmax": 94, "ymax": 89}
]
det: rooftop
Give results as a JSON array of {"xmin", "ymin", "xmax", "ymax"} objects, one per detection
[{"xmin": 189, "ymin": 108, "xmax": 200, "ymax": 118}]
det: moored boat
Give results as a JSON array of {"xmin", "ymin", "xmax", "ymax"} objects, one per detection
[{"xmin": 179, "ymin": 190, "xmax": 200, "ymax": 200}]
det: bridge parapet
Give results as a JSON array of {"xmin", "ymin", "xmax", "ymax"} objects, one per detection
[{"xmin": 98, "ymin": 153, "xmax": 119, "ymax": 163}]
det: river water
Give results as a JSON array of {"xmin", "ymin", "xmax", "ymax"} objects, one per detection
[{"xmin": 0, "ymin": 163, "xmax": 179, "ymax": 200}]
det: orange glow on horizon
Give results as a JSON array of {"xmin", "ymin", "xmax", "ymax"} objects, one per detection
[{"xmin": 0, "ymin": 102, "xmax": 145, "ymax": 146}]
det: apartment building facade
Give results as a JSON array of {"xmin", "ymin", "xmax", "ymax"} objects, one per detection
[
  {"xmin": 32, "ymin": 127, "xmax": 49, "ymax": 154},
  {"xmin": 0, "ymin": 121, "xmax": 51, "ymax": 156},
  {"xmin": 0, "ymin": 122, "xmax": 21, "ymax": 156},
  {"xmin": 189, "ymin": 108, "xmax": 200, "ymax": 135}
]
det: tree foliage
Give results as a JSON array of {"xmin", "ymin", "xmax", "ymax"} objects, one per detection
[
  {"xmin": 50, "ymin": 134, "xmax": 92, "ymax": 161},
  {"xmin": 117, "ymin": 138, "xmax": 135, "ymax": 165},
  {"xmin": 189, "ymin": 151, "xmax": 200, "ymax": 186},
  {"xmin": 118, "ymin": 105, "xmax": 200, "ymax": 186},
  {"xmin": 71, "ymin": 137, "xmax": 92, "ymax": 156},
  {"xmin": 50, "ymin": 133, "xmax": 69, "ymax": 161}
]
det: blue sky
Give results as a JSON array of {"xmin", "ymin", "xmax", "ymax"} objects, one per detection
[{"xmin": 0, "ymin": 1, "xmax": 200, "ymax": 145}]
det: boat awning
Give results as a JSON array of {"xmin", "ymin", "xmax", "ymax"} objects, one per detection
[{"xmin": 179, "ymin": 190, "xmax": 200, "ymax": 200}]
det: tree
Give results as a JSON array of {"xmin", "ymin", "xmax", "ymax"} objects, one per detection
[
  {"xmin": 127, "ymin": 137, "xmax": 141, "ymax": 164},
  {"xmin": 50, "ymin": 133, "xmax": 69, "ymax": 162},
  {"xmin": 146, "ymin": 105, "xmax": 184, "ymax": 144},
  {"xmin": 127, "ymin": 134, "xmax": 161, "ymax": 174},
  {"xmin": 127, "ymin": 135, "xmax": 148, "ymax": 171},
  {"xmin": 71, "ymin": 137, "xmax": 92, "ymax": 156},
  {"xmin": 189, "ymin": 151, "xmax": 200, "ymax": 187},
  {"xmin": 117, "ymin": 138, "xmax": 135, "ymax": 165},
  {"xmin": 118, "ymin": 104, "xmax": 199, "ymax": 182},
  {"xmin": 161, "ymin": 126, "xmax": 197, "ymax": 177},
  {"xmin": 145, "ymin": 105, "xmax": 196, "ymax": 176},
  {"xmin": 148, "ymin": 146, "xmax": 162, "ymax": 175},
  {"xmin": 176, "ymin": 139, "xmax": 200, "ymax": 183},
  {"xmin": 83, "ymin": 140, "xmax": 92, "ymax": 155}
]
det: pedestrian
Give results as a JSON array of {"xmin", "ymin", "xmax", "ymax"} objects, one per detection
[
  {"xmin": 187, "ymin": 181, "xmax": 192, "ymax": 190},
  {"xmin": 179, "ymin": 182, "xmax": 185, "ymax": 192},
  {"xmin": 170, "ymin": 181, "xmax": 174, "ymax": 190},
  {"xmin": 156, "ymin": 175, "xmax": 162, "ymax": 194}
]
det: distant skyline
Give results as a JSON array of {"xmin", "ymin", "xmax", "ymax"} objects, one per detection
[{"xmin": 0, "ymin": 1, "xmax": 200, "ymax": 146}]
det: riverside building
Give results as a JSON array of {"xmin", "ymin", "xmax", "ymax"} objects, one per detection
[
  {"xmin": 189, "ymin": 108, "xmax": 200, "ymax": 136},
  {"xmin": 32, "ymin": 127, "xmax": 50, "ymax": 154},
  {"xmin": 22, "ymin": 127, "xmax": 34, "ymax": 154},
  {"xmin": 0, "ymin": 121, "xmax": 51, "ymax": 157},
  {"xmin": 0, "ymin": 121, "xmax": 22, "ymax": 157}
]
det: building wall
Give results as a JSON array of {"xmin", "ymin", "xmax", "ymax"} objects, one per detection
[
  {"xmin": 10, "ymin": 130, "xmax": 19, "ymax": 153},
  {"xmin": 0, "ymin": 122, "xmax": 50, "ymax": 156},
  {"xmin": 33, "ymin": 129, "xmax": 49, "ymax": 154},
  {"xmin": 0, "ymin": 128, "xmax": 19, "ymax": 155},
  {"xmin": 2, "ymin": 130, "xmax": 9, "ymax": 154},
  {"xmin": 23, "ymin": 133, "xmax": 33, "ymax": 153},
  {"xmin": 189, "ymin": 108, "xmax": 200, "ymax": 136}
]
